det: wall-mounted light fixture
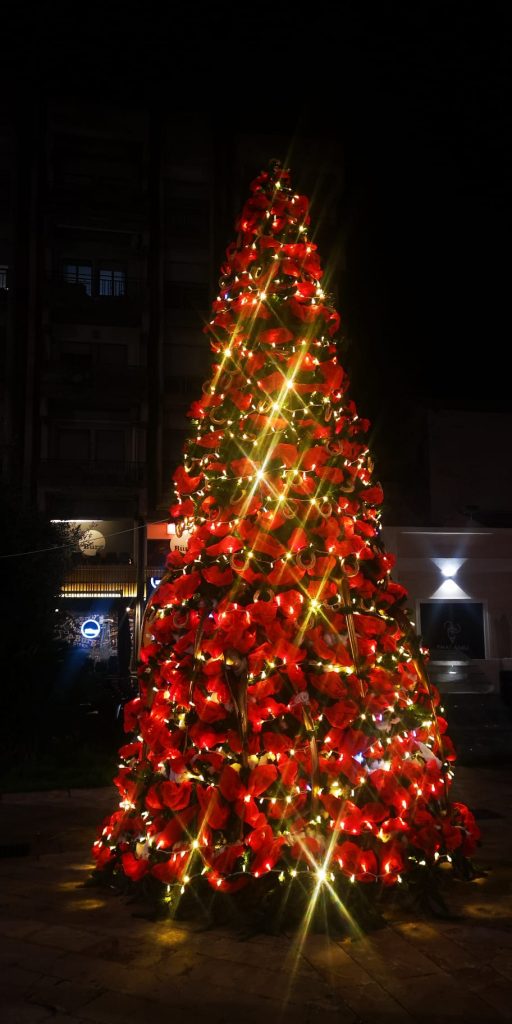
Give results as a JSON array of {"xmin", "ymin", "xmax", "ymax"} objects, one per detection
[
  {"xmin": 431, "ymin": 558, "xmax": 468, "ymax": 599},
  {"xmin": 432, "ymin": 558, "xmax": 465, "ymax": 578}
]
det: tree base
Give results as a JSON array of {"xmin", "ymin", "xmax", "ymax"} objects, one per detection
[{"xmin": 87, "ymin": 855, "xmax": 479, "ymax": 937}]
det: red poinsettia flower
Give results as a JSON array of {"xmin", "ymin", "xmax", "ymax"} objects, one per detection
[
  {"xmin": 193, "ymin": 690, "xmax": 228, "ymax": 725},
  {"xmin": 361, "ymin": 485, "xmax": 384, "ymax": 505},
  {"xmin": 151, "ymin": 851, "xmax": 189, "ymax": 883},
  {"xmin": 201, "ymin": 565, "xmax": 234, "ymax": 587},
  {"xmin": 315, "ymin": 465, "xmax": 344, "ymax": 484},
  {"xmin": 123, "ymin": 697, "xmax": 142, "ymax": 731},
  {"xmin": 300, "ymin": 446, "xmax": 329, "ymax": 471},
  {"xmin": 170, "ymin": 498, "xmax": 195, "ymax": 518},
  {"xmin": 246, "ymin": 530, "xmax": 287, "ymax": 559},
  {"xmin": 289, "ymin": 833, "xmax": 324, "ymax": 862},
  {"xmin": 188, "ymin": 723, "xmax": 228, "ymax": 750},
  {"xmin": 230, "ymin": 457, "xmax": 257, "ymax": 478},
  {"xmin": 206, "ymin": 873, "xmax": 249, "ymax": 893},
  {"xmin": 267, "ymin": 560, "xmax": 306, "ymax": 587},
  {"xmin": 259, "ymin": 327, "xmax": 294, "ymax": 345},
  {"xmin": 203, "ymin": 841, "xmax": 245, "ymax": 876},
  {"xmin": 288, "ymin": 298, "xmax": 322, "ymax": 323},
  {"xmin": 137, "ymin": 643, "xmax": 158, "ymax": 667},
  {"xmin": 450, "ymin": 802, "xmax": 481, "ymax": 854},
  {"xmin": 295, "ymin": 280, "xmax": 316, "ymax": 297},
  {"xmin": 275, "ymin": 589, "xmax": 304, "ymax": 619},
  {"xmin": 196, "ymin": 785, "xmax": 230, "ymax": 830},
  {"xmin": 93, "ymin": 845, "xmax": 114, "ymax": 869},
  {"xmin": 196, "ymin": 430, "xmax": 225, "ymax": 449},
  {"xmin": 174, "ymin": 571, "xmax": 202, "ymax": 602},
  {"xmin": 173, "ymin": 465, "xmax": 204, "ymax": 494},
  {"xmin": 324, "ymin": 700, "xmax": 359, "ymax": 730},
  {"xmin": 380, "ymin": 841, "xmax": 405, "ymax": 885},
  {"xmin": 215, "ymin": 766, "xmax": 272, "ymax": 826},
  {"xmin": 246, "ymin": 824, "xmax": 286, "ymax": 877},
  {"xmin": 153, "ymin": 805, "xmax": 197, "ymax": 850},
  {"xmin": 334, "ymin": 841, "xmax": 377, "ymax": 882},
  {"xmin": 246, "ymin": 599, "xmax": 278, "ymax": 626},
  {"xmin": 206, "ymin": 535, "xmax": 243, "ymax": 557},
  {"xmin": 121, "ymin": 851, "xmax": 148, "ymax": 882},
  {"xmin": 279, "ymin": 757, "xmax": 299, "ymax": 786}
]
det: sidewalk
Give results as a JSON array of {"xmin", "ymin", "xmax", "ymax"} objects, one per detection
[{"xmin": 0, "ymin": 767, "xmax": 511, "ymax": 1023}]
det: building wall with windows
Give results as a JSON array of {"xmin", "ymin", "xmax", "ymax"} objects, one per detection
[{"xmin": 0, "ymin": 101, "xmax": 346, "ymax": 657}]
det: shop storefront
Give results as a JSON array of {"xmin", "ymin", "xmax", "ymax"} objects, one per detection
[{"xmin": 53, "ymin": 519, "xmax": 140, "ymax": 685}]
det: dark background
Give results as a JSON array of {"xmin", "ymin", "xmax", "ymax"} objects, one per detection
[{"xmin": 7, "ymin": 3, "xmax": 510, "ymax": 402}]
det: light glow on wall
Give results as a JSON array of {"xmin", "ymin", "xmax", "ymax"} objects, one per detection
[
  {"xmin": 430, "ymin": 579, "xmax": 469, "ymax": 600},
  {"xmin": 432, "ymin": 557, "xmax": 466, "ymax": 578}
]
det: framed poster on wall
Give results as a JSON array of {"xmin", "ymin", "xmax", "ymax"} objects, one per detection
[{"xmin": 418, "ymin": 601, "xmax": 486, "ymax": 659}]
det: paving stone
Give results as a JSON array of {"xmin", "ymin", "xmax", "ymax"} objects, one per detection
[
  {"xmin": 338, "ymin": 979, "xmax": 415, "ymax": 1022},
  {"xmin": 0, "ymin": 920, "xmax": 47, "ymax": 941},
  {"xmin": 165, "ymin": 931, "xmax": 294, "ymax": 972},
  {"xmin": 2, "ymin": 1001, "xmax": 54, "ymax": 1024},
  {"xmin": 306, "ymin": 1003, "xmax": 357, "ymax": 1024},
  {"xmin": 78, "ymin": 988, "xmax": 220, "ymax": 1024},
  {"xmin": 2, "ymin": 767, "xmax": 512, "ymax": 1023},
  {"xmin": 159, "ymin": 953, "xmax": 327, "ymax": 1005},
  {"xmin": 27, "ymin": 975, "xmax": 103, "ymax": 1015},
  {"xmin": 0, "ymin": 935, "xmax": 66, "ymax": 974},
  {"xmin": 35, "ymin": 1018, "xmax": 92, "ymax": 1024},
  {"xmin": 40, "ymin": 950, "xmax": 159, "ymax": 995},
  {"xmin": 0, "ymin": 964, "xmax": 43, "ymax": 995},
  {"xmin": 392, "ymin": 921, "xmax": 480, "ymax": 970},
  {"xmin": 492, "ymin": 950, "xmax": 512, "ymax": 980},
  {"xmin": 24, "ymin": 924, "xmax": 101, "ymax": 953},
  {"xmin": 450, "ymin": 964, "xmax": 512, "ymax": 1019},
  {"xmin": 383, "ymin": 970, "xmax": 510, "ymax": 1023},
  {"xmin": 442, "ymin": 923, "xmax": 512, "ymax": 955},
  {"xmin": 79, "ymin": 933, "xmax": 164, "ymax": 968},
  {"xmin": 340, "ymin": 927, "xmax": 443, "ymax": 984},
  {"xmin": 298, "ymin": 933, "xmax": 374, "ymax": 988}
]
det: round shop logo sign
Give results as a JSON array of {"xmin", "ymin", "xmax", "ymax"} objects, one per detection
[
  {"xmin": 81, "ymin": 619, "xmax": 101, "ymax": 640},
  {"xmin": 79, "ymin": 528, "xmax": 106, "ymax": 557}
]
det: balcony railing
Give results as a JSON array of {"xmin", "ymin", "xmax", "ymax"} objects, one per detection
[
  {"xmin": 40, "ymin": 460, "xmax": 146, "ymax": 486},
  {"xmin": 41, "ymin": 361, "xmax": 147, "ymax": 397},
  {"xmin": 48, "ymin": 278, "xmax": 143, "ymax": 325}
]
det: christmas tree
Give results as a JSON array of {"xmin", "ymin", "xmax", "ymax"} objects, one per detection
[{"xmin": 92, "ymin": 163, "xmax": 479, "ymax": 928}]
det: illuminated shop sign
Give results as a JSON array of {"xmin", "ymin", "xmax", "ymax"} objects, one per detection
[
  {"xmin": 78, "ymin": 528, "xmax": 106, "ymax": 556},
  {"xmin": 80, "ymin": 618, "xmax": 101, "ymax": 639}
]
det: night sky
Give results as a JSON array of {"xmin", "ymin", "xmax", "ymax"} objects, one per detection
[{"xmin": 7, "ymin": 5, "xmax": 511, "ymax": 420}]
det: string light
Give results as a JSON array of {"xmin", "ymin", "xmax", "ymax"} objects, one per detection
[{"xmin": 92, "ymin": 160, "xmax": 479, "ymax": 923}]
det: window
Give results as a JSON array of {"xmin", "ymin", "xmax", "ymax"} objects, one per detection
[
  {"xmin": 165, "ymin": 197, "xmax": 210, "ymax": 238},
  {"xmin": 63, "ymin": 263, "xmax": 92, "ymax": 295},
  {"xmin": 0, "ymin": 266, "xmax": 8, "ymax": 290},
  {"xmin": 419, "ymin": 601, "xmax": 486, "ymax": 660},
  {"xmin": 97, "ymin": 343, "xmax": 128, "ymax": 366},
  {"xmin": 96, "ymin": 429, "xmax": 125, "ymax": 462},
  {"xmin": 57, "ymin": 428, "xmax": 91, "ymax": 461},
  {"xmin": 60, "ymin": 341, "xmax": 92, "ymax": 366},
  {"xmin": 99, "ymin": 269, "xmax": 125, "ymax": 297}
]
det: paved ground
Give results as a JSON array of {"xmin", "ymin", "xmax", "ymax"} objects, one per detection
[{"xmin": 0, "ymin": 767, "xmax": 511, "ymax": 1023}]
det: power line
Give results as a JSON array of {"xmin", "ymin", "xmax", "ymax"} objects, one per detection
[{"xmin": 0, "ymin": 518, "xmax": 170, "ymax": 561}]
